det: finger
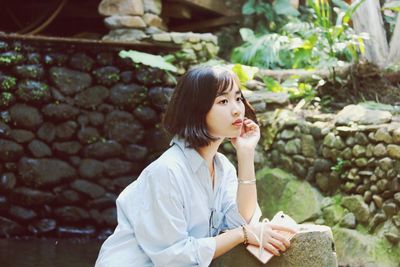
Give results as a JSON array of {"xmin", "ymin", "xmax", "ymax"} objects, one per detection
[
  {"xmin": 269, "ymin": 224, "xmax": 297, "ymax": 234},
  {"xmin": 264, "ymin": 243, "xmax": 280, "ymax": 256},
  {"xmin": 269, "ymin": 237, "xmax": 286, "ymax": 252},
  {"xmin": 271, "ymin": 232, "xmax": 291, "ymax": 247}
]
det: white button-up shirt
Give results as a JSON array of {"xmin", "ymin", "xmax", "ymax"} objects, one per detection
[{"xmin": 95, "ymin": 136, "xmax": 261, "ymax": 267}]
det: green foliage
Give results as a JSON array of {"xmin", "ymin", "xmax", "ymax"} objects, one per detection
[
  {"xmin": 119, "ymin": 50, "xmax": 178, "ymax": 72},
  {"xmin": 262, "ymin": 76, "xmax": 317, "ymax": 100},
  {"xmin": 331, "ymin": 158, "xmax": 345, "ymax": 173},
  {"xmin": 231, "ymin": 64, "xmax": 259, "ymax": 89},
  {"xmin": 233, "ymin": 0, "xmax": 367, "ymax": 70}
]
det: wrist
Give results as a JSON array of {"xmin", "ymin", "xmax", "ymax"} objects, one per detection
[{"xmin": 236, "ymin": 149, "xmax": 255, "ymax": 160}]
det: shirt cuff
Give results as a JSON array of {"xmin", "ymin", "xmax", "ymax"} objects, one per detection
[{"xmin": 196, "ymin": 237, "xmax": 216, "ymax": 267}]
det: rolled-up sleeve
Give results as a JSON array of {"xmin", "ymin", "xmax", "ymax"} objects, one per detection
[
  {"xmin": 220, "ymin": 166, "xmax": 262, "ymax": 231},
  {"xmin": 132, "ymin": 167, "xmax": 216, "ymax": 267}
]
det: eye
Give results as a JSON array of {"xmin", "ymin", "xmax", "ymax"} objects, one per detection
[
  {"xmin": 218, "ymin": 99, "xmax": 228, "ymax": 104},
  {"xmin": 236, "ymin": 97, "xmax": 243, "ymax": 102}
]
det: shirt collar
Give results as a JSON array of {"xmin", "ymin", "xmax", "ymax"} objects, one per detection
[{"xmin": 170, "ymin": 136, "xmax": 223, "ymax": 174}]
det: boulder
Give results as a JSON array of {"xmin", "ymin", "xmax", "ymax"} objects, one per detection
[{"xmin": 256, "ymin": 168, "xmax": 322, "ymax": 223}]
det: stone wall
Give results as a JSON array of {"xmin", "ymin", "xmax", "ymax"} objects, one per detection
[
  {"xmin": 0, "ymin": 37, "xmax": 175, "ymax": 238},
  {"xmin": 260, "ymin": 104, "xmax": 400, "ymax": 244}
]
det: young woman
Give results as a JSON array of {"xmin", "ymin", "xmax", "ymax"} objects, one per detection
[{"xmin": 95, "ymin": 66, "xmax": 295, "ymax": 267}]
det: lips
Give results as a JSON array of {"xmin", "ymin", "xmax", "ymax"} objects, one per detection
[{"xmin": 232, "ymin": 119, "xmax": 243, "ymax": 126}]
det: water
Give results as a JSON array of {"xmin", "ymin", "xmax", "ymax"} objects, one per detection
[{"xmin": 0, "ymin": 238, "xmax": 102, "ymax": 267}]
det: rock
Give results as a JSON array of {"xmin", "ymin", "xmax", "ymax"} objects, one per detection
[
  {"xmin": 10, "ymin": 129, "xmax": 34, "ymax": 143},
  {"xmin": 393, "ymin": 215, "xmax": 400, "ymax": 228},
  {"xmin": 0, "ymin": 216, "xmax": 26, "ymax": 237},
  {"xmin": 340, "ymin": 213, "xmax": 356, "ymax": 229},
  {"xmin": 37, "ymin": 122, "xmax": 56, "ymax": 143},
  {"xmin": 27, "ymin": 140, "xmax": 52, "ymax": 158},
  {"xmin": 104, "ymin": 15, "xmax": 146, "ymax": 29},
  {"xmin": 378, "ymin": 157, "xmax": 393, "ymax": 171},
  {"xmin": 9, "ymin": 104, "xmax": 43, "ymax": 130},
  {"xmin": 18, "ymin": 157, "xmax": 76, "ymax": 188},
  {"xmin": 387, "ymin": 144, "xmax": 400, "ymax": 159},
  {"xmin": 133, "ymin": 105, "xmax": 158, "ymax": 125},
  {"xmin": 374, "ymin": 128, "xmax": 393, "ymax": 143},
  {"xmin": 88, "ymin": 112, "xmax": 104, "ymax": 126},
  {"xmin": 341, "ymin": 195, "xmax": 370, "ymax": 223},
  {"xmin": 333, "ymin": 227, "xmax": 400, "ymax": 267},
  {"xmin": 87, "ymin": 193, "xmax": 117, "ymax": 209},
  {"xmin": 394, "ymin": 192, "xmax": 400, "ymax": 205},
  {"xmin": 335, "ymin": 105, "xmax": 392, "ymax": 125},
  {"xmin": 0, "ymin": 139, "xmax": 24, "ymax": 161},
  {"xmin": 70, "ymin": 180, "xmax": 105, "ymax": 199},
  {"xmin": 109, "ymin": 83, "xmax": 147, "ymax": 110},
  {"xmin": 54, "ymin": 206, "xmax": 90, "ymax": 223},
  {"xmin": 83, "ymin": 140, "xmax": 122, "ymax": 159},
  {"xmin": 143, "ymin": 0, "xmax": 162, "ymax": 14},
  {"xmin": 74, "ymin": 86, "xmax": 109, "ymax": 109},
  {"xmin": 54, "ymin": 189, "xmax": 82, "ymax": 205},
  {"xmin": 301, "ymin": 135, "xmax": 317, "ymax": 157},
  {"xmin": 0, "ymin": 172, "xmax": 16, "ymax": 193},
  {"xmin": 77, "ymin": 127, "xmax": 100, "ymax": 144},
  {"xmin": 52, "ymin": 141, "xmax": 82, "ymax": 156},
  {"xmin": 323, "ymin": 205, "xmax": 346, "ymax": 226},
  {"xmin": 98, "ymin": 0, "xmax": 144, "ymax": 16},
  {"xmin": 14, "ymin": 64, "xmax": 45, "ymax": 79},
  {"xmin": 104, "ymin": 110, "xmax": 144, "ymax": 144},
  {"xmin": 0, "ymin": 51, "xmax": 24, "ymax": 66},
  {"xmin": 323, "ymin": 133, "xmax": 336, "ymax": 148},
  {"xmin": 152, "ymin": 32, "xmax": 172, "ymax": 42},
  {"xmin": 79, "ymin": 159, "xmax": 104, "ymax": 180},
  {"xmin": 9, "ymin": 205, "xmax": 37, "ymax": 221},
  {"xmin": 103, "ymin": 159, "xmax": 135, "ymax": 177},
  {"xmin": 49, "ymin": 67, "xmax": 92, "ymax": 96},
  {"xmin": 256, "ymin": 168, "xmax": 322, "ymax": 223},
  {"xmin": 53, "ymin": 122, "xmax": 76, "ymax": 142},
  {"xmin": 382, "ymin": 202, "xmax": 397, "ymax": 218},
  {"xmin": 103, "ymin": 29, "xmax": 148, "ymax": 41},
  {"xmin": 373, "ymin": 143, "xmax": 387, "ymax": 157},
  {"xmin": 372, "ymin": 195, "xmax": 383, "ymax": 209},
  {"xmin": 363, "ymin": 191, "xmax": 372, "ymax": 203},
  {"xmin": 369, "ymin": 213, "xmax": 387, "ymax": 232},
  {"xmin": 28, "ymin": 218, "xmax": 57, "ymax": 234},
  {"xmin": 352, "ymin": 145, "xmax": 366, "ymax": 157},
  {"xmin": 314, "ymin": 158, "xmax": 332, "ymax": 172},
  {"xmin": 354, "ymin": 132, "xmax": 369, "ymax": 145},
  {"xmin": 57, "ymin": 226, "xmax": 96, "ymax": 238},
  {"xmin": 125, "ymin": 144, "xmax": 148, "ymax": 161},
  {"xmin": 93, "ymin": 66, "xmax": 120, "ymax": 86},
  {"xmin": 43, "ymin": 104, "xmax": 80, "ymax": 123},
  {"xmin": 285, "ymin": 139, "xmax": 301, "ymax": 154},
  {"xmin": 280, "ymin": 130, "xmax": 295, "ymax": 139},
  {"xmin": 10, "ymin": 187, "xmax": 55, "ymax": 207},
  {"xmin": 392, "ymin": 128, "xmax": 400, "ymax": 144},
  {"xmin": 213, "ymin": 225, "xmax": 337, "ymax": 267},
  {"xmin": 147, "ymin": 86, "xmax": 174, "ymax": 111},
  {"xmin": 143, "ymin": 13, "xmax": 165, "ymax": 29},
  {"xmin": 69, "ymin": 53, "xmax": 94, "ymax": 71},
  {"xmin": 101, "ymin": 207, "xmax": 118, "ymax": 227},
  {"xmin": 354, "ymin": 158, "xmax": 368, "ymax": 167}
]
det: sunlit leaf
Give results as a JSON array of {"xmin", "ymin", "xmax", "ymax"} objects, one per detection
[{"xmin": 119, "ymin": 50, "xmax": 178, "ymax": 72}]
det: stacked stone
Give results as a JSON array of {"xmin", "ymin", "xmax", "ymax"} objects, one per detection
[
  {"xmin": 263, "ymin": 105, "xmax": 400, "ymax": 244},
  {"xmin": 98, "ymin": 0, "xmax": 219, "ymax": 67},
  {"xmin": 0, "ymin": 39, "xmax": 173, "ymax": 238}
]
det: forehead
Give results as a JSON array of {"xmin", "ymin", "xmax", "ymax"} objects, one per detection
[{"xmin": 215, "ymin": 72, "xmax": 241, "ymax": 95}]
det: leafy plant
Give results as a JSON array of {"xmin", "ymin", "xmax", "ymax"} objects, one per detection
[
  {"xmin": 331, "ymin": 158, "xmax": 345, "ymax": 173},
  {"xmin": 119, "ymin": 50, "xmax": 178, "ymax": 72},
  {"xmin": 233, "ymin": 0, "xmax": 367, "ymax": 71}
]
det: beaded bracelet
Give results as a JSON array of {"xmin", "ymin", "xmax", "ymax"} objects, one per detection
[
  {"xmin": 241, "ymin": 225, "xmax": 249, "ymax": 245},
  {"xmin": 238, "ymin": 178, "xmax": 256, "ymax": 184}
]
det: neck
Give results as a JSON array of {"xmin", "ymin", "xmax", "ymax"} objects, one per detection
[{"xmin": 196, "ymin": 138, "xmax": 224, "ymax": 169}]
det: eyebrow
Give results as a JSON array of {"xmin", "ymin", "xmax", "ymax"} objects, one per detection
[{"xmin": 217, "ymin": 89, "xmax": 241, "ymax": 97}]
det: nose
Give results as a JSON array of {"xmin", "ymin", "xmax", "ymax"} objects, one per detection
[{"xmin": 231, "ymin": 102, "xmax": 241, "ymax": 117}]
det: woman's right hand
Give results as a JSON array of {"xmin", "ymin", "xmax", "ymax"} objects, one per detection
[{"xmin": 245, "ymin": 222, "xmax": 297, "ymax": 256}]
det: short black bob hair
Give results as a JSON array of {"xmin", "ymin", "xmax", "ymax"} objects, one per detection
[{"xmin": 163, "ymin": 65, "xmax": 257, "ymax": 148}]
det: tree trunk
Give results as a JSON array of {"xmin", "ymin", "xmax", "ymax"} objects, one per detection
[
  {"xmin": 388, "ymin": 14, "xmax": 400, "ymax": 65},
  {"xmin": 351, "ymin": 0, "xmax": 389, "ymax": 67}
]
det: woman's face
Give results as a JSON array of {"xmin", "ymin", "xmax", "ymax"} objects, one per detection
[{"xmin": 205, "ymin": 83, "xmax": 245, "ymax": 139}]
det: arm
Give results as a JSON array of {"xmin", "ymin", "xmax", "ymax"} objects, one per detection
[{"xmin": 231, "ymin": 118, "xmax": 260, "ymax": 223}]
